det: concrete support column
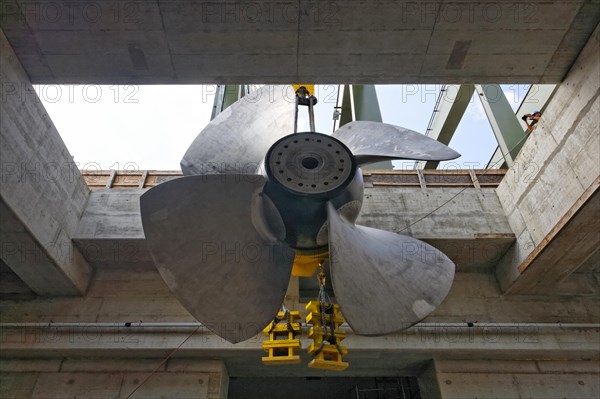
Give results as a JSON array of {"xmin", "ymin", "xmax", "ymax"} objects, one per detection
[
  {"xmin": 0, "ymin": 358, "xmax": 229, "ymax": 399},
  {"xmin": 417, "ymin": 361, "xmax": 443, "ymax": 399},
  {"xmin": 495, "ymin": 24, "xmax": 600, "ymax": 293},
  {"xmin": 0, "ymin": 28, "xmax": 91, "ymax": 295}
]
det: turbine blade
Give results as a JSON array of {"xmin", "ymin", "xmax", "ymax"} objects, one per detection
[
  {"xmin": 327, "ymin": 203, "xmax": 454, "ymax": 335},
  {"xmin": 140, "ymin": 175, "xmax": 295, "ymax": 343},
  {"xmin": 181, "ymin": 85, "xmax": 296, "ymax": 175},
  {"xmin": 332, "ymin": 121, "xmax": 460, "ymax": 166}
]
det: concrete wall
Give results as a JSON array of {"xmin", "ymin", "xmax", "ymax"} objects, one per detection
[
  {"xmin": 1, "ymin": 181, "xmax": 598, "ymax": 396},
  {"xmin": 1, "ymin": 268, "xmax": 597, "ymax": 326},
  {"xmin": 73, "ymin": 186, "xmax": 516, "ymax": 273},
  {"xmin": 0, "ymin": 29, "xmax": 91, "ymax": 295},
  {"xmin": 496, "ymin": 23, "xmax": 600, "ymax": 292},
  {"xmin": 0, "ymin": 267, "xmax": 597, "ymax": 397},
  {"xmin": 419, "ymin": 360, "xmax": 600, "ymax": 399},
  {"xmin": 0, "ymin": 359, "xmax": 228, "ymax": 399}
]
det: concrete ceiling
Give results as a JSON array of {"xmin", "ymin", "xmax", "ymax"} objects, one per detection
[{"xmin": 1, "ymin": 0, "xmax": 598, "ymax": 84}]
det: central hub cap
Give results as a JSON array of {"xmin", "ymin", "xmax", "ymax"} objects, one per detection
[{"xmin": 266, "ymin": 132, "xmax": 355, "ymax": 195}]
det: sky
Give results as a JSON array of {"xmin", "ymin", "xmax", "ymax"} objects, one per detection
[{"xmin": 35, "ymin": 84, "xmax": 530, "ymax": 172}]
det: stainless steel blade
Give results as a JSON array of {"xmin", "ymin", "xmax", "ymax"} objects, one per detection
[
  {"xmin": 181, "ymin": 85, "xmax": 296, "ymax": 175},
  {"xmin": 332, "ymin": 121, "xmax": 460, "ymax": 165},
  {"xmin": 327, "ymin": 203, "xmax": 455, "ymax": 335},
  {"xmin": 140, "ymin": 175, "xmax": 295, "ymax": 343}
]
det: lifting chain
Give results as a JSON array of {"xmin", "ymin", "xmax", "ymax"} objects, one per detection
[
  {"xmin": 262, "ymin": 303, "xmax": 302, "ymax": 365},
  {"xmin": 305, "ymin": 260, "xmax": 349, "ymax": 371},
  {"xmin": 314, "ymin": 262, "xmax": 344, "ymax": 357}
]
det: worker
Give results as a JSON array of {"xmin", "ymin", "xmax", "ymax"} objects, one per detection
[{"xmin": 521, "ymin": 110, "xmax": 542, "ymax": 132}]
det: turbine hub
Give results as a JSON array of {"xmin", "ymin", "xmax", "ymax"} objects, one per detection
[{"xmin": 265, "ymin": 132, "xmax": 355, "ymax": 195}]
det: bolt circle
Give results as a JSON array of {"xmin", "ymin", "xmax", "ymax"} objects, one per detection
[{"xmin": 265, "ymin": 132, "xmax": 356, "ymax": 195}]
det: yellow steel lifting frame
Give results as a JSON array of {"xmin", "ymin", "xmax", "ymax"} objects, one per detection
[
  {"xmin": 305, "ymin": 300, "xmax": 349, "ymax": 371},
  {"xmin": 261, "ymin": 310, "xmax": 302, "ymax": 365}
]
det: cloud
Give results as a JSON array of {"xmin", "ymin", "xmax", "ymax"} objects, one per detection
[{"xmin": 465, "ymin": 93, "xmax": 487, "ymax": 121}]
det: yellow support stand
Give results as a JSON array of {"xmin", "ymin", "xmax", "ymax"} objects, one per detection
[
  {"xmin": 305, "ymin": 300, "xmax": 349, "ymax": 371},
  {"xmin": 261, "ymin": 310, "xmax": 302, "ymax": 365}
]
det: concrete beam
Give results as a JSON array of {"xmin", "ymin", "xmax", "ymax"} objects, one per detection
[
  {"xmin": 0, "ymin": 2, "xmax": 596, "ymax": 84},
  {"xmin": 0, "ymin": 201, "xmax": 83, "ymax": 296},
  {"xmin": 503, "ymin": 181, "xmax": 599, "ymax": 295},
  {"xmin": 72, "ymin": 189, "xmax": 152, "ymax": 271},
  {"xmin": 0, "ymin": 320, "xmax": 598, "ymax": 378},
  {"xmin": 0, "ymin": 268, "xmax": 590, "ymax": 324},
  {"xmin": 496, "ymin": 24, "xmax": 600, "ymax": 294},
  {"xmin": 0, "ymin": 29, "xmax": 91, "ymax": 295}
]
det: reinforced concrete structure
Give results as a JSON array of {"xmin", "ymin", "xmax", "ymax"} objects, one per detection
[{"xmin": 1, "ymin": 2, "xmax": 599, "ymax": 398}]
